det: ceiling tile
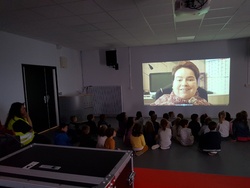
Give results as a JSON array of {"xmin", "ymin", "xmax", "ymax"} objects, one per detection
[
  {"xmin": 109, "ymin": 8, "xmax": 143, "ymax": 21},
  {"xmin": 146, "ymin": 14, "xmax": 174, "ymax": 25},
  {"xmin": 93, "ymin": 21, "xmax": 123, "ymax": 30},
  {"xmin": 80, "ymin": 13, "xmax": 114, "ymax": 23},
  {"xmin": 51, "ymin": 16, "xmax": 87, "ymax": 26},
  {"xmin": 119, "ymin": 18, "xmax": 149, "ymax": 28},
  {"xmin": 31, "ymin": 5, "xmax": 73, "ymax": 18},
  {"xmin": 203, "ymin": 17, "xmax": 231, "ymax": 25},
  {"xmin": 61, "ymin": 1, "xmax": 103, "ymax": 15},
  {"xmin": 205, "ymin": 7, "xmax": 236, "ymax": 18},
  {"xmin": 72, "ymin": 24, "xmax": 98, "ymax": 32},
  {"xmin": 94, "ymin": 0, "xmax": 136, "ymax": 11},
  {"xmin": 0, "ymin": 0, "xmax": 250, "ymax": 50},
  {"xmin": 140, "ymin": 3, "xmax": 173, "ymax": 17}
]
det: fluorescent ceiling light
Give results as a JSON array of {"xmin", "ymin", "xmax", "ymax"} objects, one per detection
[{"xmin": 177, "ymin": 36, "xmax": 195, "ymax": 40}]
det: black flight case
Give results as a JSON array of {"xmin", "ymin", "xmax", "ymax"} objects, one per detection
[{"xmin": 0, "ymin": 143, "xmax": 135, "ymax": 188}]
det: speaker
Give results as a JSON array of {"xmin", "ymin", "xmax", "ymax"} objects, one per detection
[{"xmin": 106, "ymin": 50, "xmax": 117, "ymax": 66}]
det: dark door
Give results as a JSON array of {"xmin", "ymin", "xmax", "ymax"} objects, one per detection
[
  {"xmin": 22, "ymin": 65, "xmax": 59, "ymax": 133},
  {"xmin": 45, "ymin": 68, "xmax": 57, "ymax": 129}
]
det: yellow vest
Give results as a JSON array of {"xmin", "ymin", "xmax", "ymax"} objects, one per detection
[{"xmin": 7, "ymin": 116, "xmax": 35, "ymax": 146}]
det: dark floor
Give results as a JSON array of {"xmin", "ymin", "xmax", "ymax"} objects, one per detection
[
  {"xmin": 43, "ymin": 117, "xmax": 250, "ymax": 178},
  {"xmin": 109, "ymin": 118, "xmax": 250, "ymax": 178},
  {"xmin": 131, "ymin": 140, "xmax": 250, "ymax": 177}
]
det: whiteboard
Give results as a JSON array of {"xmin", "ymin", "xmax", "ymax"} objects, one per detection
[{"xmin": 88, "ymin": 86, "xmax": 122, "ymax": 116}]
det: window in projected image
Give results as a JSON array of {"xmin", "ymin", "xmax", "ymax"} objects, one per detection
[{"xmin": 142, "ymin": 58, "xmax": 230, "ymax": 106}]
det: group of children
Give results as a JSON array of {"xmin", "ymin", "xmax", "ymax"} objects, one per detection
[
  {"xmin": 54, "ymin": 114, "xmax": 118, "ymax": 150},
  {"xmin": 117, "ymin": 109, "xmax": 250, "ymax": 156},
  {"xmin": 54, "ymin": 109, "xmax": 250, "ymax": 157}
]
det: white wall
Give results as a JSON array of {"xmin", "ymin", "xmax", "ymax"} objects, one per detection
[
  {"xmin": 82, "ymin": 39, "xmax": 250, "ymax": 118},
  {"xmin": 0, "ymin": 31, "xmax": 82, "ymax": 122},
  {"xmin": 1, "ymin": 31, "xmax": 250, "ymax": 122}
]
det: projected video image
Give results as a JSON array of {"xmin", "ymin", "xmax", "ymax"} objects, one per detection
[{"xmin": 142, "ymin": 58, "xmax": 230, "ymax": 106}]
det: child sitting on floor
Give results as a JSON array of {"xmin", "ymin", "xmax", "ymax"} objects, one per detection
[
  {"xmin": 54, "ymin": 123, "xmax": 72, "ymax": 146},
  {"xmin": 152, "ymin": 119, "xmax": 172, "ymax": 150},
  {"xmin": 104, "ymin": 127, "xmax": 117, "ymax": 150},
  {"xmin": 177, "ymin": 119, "xmax": 194, "ymax": 146},
  {"xmin": 171, "ymin": 117, "xmax": 181, "ymax": 141},
  {"xmin": 67, "ymin": 115, "xmax": 79, "ymax": 144},
  {"xmin": 199, "ymin": 121, "xmax": 221, "ymax": 156},
  {"xmin": 123, "ymin": 117, "xmax": 134, "ymax": 147},
  {"xmin": 96, "ymin": 125, "xmax": 108, "ymax": 148},
  {"xmin": 79, "ymin": 125, "xmax": 97, "ymax": 148},
  {"xmin": 143, "ymin": 120, "xmax": 157, "ymax": 147},
  {"xmin": 130, "ymin": 123, "xmax": 148, "ymax": 156}
]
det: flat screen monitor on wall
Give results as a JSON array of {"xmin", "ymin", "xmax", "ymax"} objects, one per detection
[{"xmin": 142, "ymin": 58, "xmax": 230, "ymax": 106}]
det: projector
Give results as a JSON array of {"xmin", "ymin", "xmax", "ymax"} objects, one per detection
[{"xmin": 174, "ymin": 0, "xmax": 211, "ymax": 16}]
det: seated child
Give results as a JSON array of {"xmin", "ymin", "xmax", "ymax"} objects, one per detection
[
  {"xmin": 199, "ymin": 121, "xmax": 221, "ymax": 156},
  {"xmin": 96, "ymin": 125, "xmax": 108, "ymax": 148},
  {"xmin": 171, "ymin": 117, "xmax": 181, "ymax": 141},
  {"xmin": 153, "ymin": 119, "xmax": 172, "ymax": 150},
  {"xmin": 104, "ymin": 127, "xmax": 117, "ymax": 150},
  {"xmin": 217, "ymin": 111, "xmax": 230, "ymax": 140},
  {"xmin": 130, "ymin": 123, "xmax": 148, "ymax": 156},
  {"xmin": 198, "ymin": 117, "xmax": 212, "ymax": 136},
  {"xmin": 123, "ymin": 117, "xmax": 134, "ymax": 147},
  {"xmin": 97, "ymin": 114, "xmax": 111, "ymax": 128},
  {"xmin": 232, "ymin": 112, "xmax": 250, "ymax": 141},
  {"xmin": 67, "ymin": 115, "xmax": 79, "ymax": 144},
  {"xmin": 79, "ymin": 125, "xmax": 97, "ymax": 148},
  {"xmin": 54, "ymin": 123, "xmax": 72, "ymax": 146},
  {"xmin": 86, "ymin": 114, "xmax": 98, "ymax": 136},
  {"xmin": 177, "ymin": 119, "xmax": 194, "ymax": 146},
  {"xmin": 188, "ymin": 113, "xmax": 201, "ymax": 141},
  {"xmin": 143, "ymin": 120, "xmax": 156, "ymax": 147},
  {"xmin": 69, "ymin": 115, "xmax": 78, "ymax": 130},
  {"xmin": 135, "ymin": 111, "xmax": 144, "ymax": 126}
]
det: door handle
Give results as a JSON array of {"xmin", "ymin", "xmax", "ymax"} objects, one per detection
[{"xmin": 44, "ymin": 95, "xmax": 50, "ymax": 103}]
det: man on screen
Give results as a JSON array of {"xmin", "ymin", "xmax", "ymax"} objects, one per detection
[{"xmin": 151, "ymin": 61, "xmax": 210, "ymax": 106}]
